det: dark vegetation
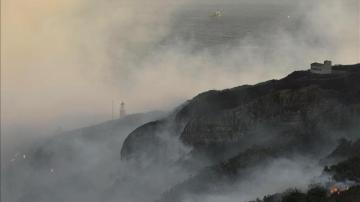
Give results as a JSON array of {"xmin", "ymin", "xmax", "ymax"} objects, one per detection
[
  {"xmin": 325, "ymin": 156, "xmax": 360, "ymax": 182},
  {"xmin": 324, "ymin": 138, "xmax": 360, "ymax": 182},
  {"xmin": 250, "ymin": 186, "xmax": 360, "ymax": 202},
  {"xmin": 249, "ymin": 138, "xmax": 360, "ymax": 202},
  {"xmin": 327, "ymin": 138, "xmax": 360, "ymax": 160}
]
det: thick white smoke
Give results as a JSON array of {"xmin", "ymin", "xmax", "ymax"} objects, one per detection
[
  {"xmin": 2, "ymin": 0, "xmax": 359, "ymax": 140},
  {"xmin": 182, "ymin": 157, "xmax": 326, "ymax": 202},
  {"xmin": 1, "ymin": 0, "xmax": 359, "ymax": 202}
]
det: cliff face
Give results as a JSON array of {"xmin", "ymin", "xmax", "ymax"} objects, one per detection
[
  {"xmin": 121, "ymin": 64, "xmax": 360, "ymax": 160},
  {"xmin": 120, "ymin": 120, "xmax": 164, "ymax": 160}
]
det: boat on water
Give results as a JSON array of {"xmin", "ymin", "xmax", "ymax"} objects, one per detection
[{"xmin": 210, "ymin": 9, "xmax": 223, "ymax": 17}]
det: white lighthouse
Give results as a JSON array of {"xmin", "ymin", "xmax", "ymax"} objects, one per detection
[{"xmin": 120, "ymin": 101, "xmax": 126, "ymax": 118}]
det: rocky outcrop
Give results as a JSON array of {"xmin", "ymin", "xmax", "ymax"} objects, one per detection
[{"xmin": 120, "ymin": 120, "xmax": 164, "ymax": 160}]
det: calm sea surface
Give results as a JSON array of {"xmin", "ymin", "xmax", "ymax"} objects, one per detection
[{"xmin": 165, "ymin": 2, "xmax": 296, "ymax": 49}]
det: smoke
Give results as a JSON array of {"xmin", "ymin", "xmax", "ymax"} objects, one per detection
[
  {"xmin": 182, "ymin": 157, "xmax": 326, "ymax": 202},
  {"xmin": 1, "ymin": 0, "xmax": 359, "ymax": 201},
  {"xmin": 2, "ymin": 111, "xmax": 185, "ymax": 202},
  {"xmin": 2, "ymin": 116, "xmax": 196, "ymax": 202},
  {"xmin": 2, "ymin": 0, "xmax": 359, "ymax": 140}
]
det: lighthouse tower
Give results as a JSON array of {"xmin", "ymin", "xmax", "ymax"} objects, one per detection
[{"xmin": 120, "ymin": 101, "xmax": 126, "ymax": 118}]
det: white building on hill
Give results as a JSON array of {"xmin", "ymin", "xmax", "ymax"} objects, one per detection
[{"xmin": 310, "ymin": 60, "xmax": 332, "ymax": 74}]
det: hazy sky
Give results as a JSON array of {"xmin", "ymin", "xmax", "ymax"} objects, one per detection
[{"xmin": 1, "ymin": 0, "xmax": 359, "ymax": 143}]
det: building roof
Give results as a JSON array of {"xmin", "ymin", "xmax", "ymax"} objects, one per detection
[{"xmin": 311, "ymin": 62, "xmax": 323, "ymax": 65}]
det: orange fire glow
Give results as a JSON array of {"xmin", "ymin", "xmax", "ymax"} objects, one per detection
[{"xmin": 330, "ymin": 187, "xmax": 340, "ymax": 194}]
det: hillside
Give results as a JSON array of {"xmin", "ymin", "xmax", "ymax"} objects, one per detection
[
  {"xmin": 4, "ymin": 111, "xmax": 166, "ymax": 202},
  {"xmin": 121, "ymin": 64, "xmax": 360, "ymax": 161},
  {"xmin": 119, "ymin": 64, "xmax": 360, "ymax": 202},
  {"xmin": 6, "ymin": 64, "xmax": 360, "ymax": 202}
]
